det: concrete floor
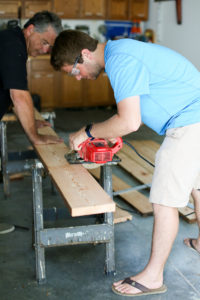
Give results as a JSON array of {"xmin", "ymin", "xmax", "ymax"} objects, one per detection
[{"xmin": 0, "ymin": 107, "xmax": 200, "ymax": 300}]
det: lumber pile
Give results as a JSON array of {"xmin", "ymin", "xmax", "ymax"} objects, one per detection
[{"xmin": 90, "ymin": 140, "xmax": 196, "ymax": 224}]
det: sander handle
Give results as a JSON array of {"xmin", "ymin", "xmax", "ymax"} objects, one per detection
[{"xmin": 110, "ymin": 137, "xmax": 123, "ymax": 153}]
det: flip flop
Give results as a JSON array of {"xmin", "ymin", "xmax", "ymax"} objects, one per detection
[
  {"xmin": 112, "ymin": 277, "xmax": 167, "ymax": 297},
  {"xmin": 185, "ymin": 238, "xmax": 200, "ymax": 255}
]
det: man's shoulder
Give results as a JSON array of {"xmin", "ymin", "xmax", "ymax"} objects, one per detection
[
  {"xmin": 0, "ymin": 26, "xmax": 27, "ymax": 60},
  {"xmin": 0, "ymin": 26, "xmax": 24, "ymax": 46}
]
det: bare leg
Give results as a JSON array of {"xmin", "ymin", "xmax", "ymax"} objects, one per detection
[
  {"xmin": 184, "ymin": 189, "xmax": 200, "ymax": 253},
  {"xmin": 113, "ymin": 204, "xmax": 179, "ymax": 295}
]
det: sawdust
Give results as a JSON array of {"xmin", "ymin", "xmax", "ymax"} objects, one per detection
[{"xmin": 82, "ymin": 163, "xmax": 104, "ymax": 169}]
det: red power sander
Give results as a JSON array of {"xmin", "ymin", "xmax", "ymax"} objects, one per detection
[{"xmin": 66, "ymin": 137, "xmax": 123, "ymax": 166}]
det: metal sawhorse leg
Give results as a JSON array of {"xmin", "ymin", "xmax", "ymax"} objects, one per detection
[
  {"xmin": 0, "ymin": 112, "xmax": 56, "ymax": 198},
  {"xmin": 100, "ymin": 163, "xmax": 115, "ymax": 275},
  {"xmin": 32, "ymin": 160, "xmax": 116, "ymax": 284},
  {"xmin": 0, "ymin": 122, "xmax": 10, "ymax": 197}
]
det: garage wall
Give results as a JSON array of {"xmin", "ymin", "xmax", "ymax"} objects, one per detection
[{"xmin": 146, "ymin": 0, "xmax": 200, "ymax": 70}]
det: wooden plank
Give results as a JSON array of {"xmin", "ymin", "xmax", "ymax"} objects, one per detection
[
  {"xmin": 178, "ymin": 207, "xmax": 196, "ymax": 224},
  {"xmin": 2, "ymin": 113, "xmax": 17, "ymax": 122},
  {"xmin": 89, "ymin": 167, "xmax": 153, "ymax": 215},
  {"xmin": 121, "ymin": 143, "xmax": 154, "ymax": 173},
  {"xmin": 32, "ymin": 111, "xmax": 115, "ymax": 217},
  {"xmin": 130, "ymin": 140, "xmax": 158, "ymax": 163},
  {"xmin": 118, "ymin": 151, "xmax": 153, "ymax": 184},
  {"xmin": 114, "ymin": 207, "xmax": 132, "ymax": 224}
]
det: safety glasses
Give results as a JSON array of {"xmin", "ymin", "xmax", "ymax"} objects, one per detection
[{"xmin": 70, "ymin": 54, "xmax": 81, "ymax": 76}]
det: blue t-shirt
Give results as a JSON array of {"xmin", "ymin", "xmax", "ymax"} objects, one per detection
[{"xmin": 104, "ymin": 39, "xmax": 200, "ymax": 135}]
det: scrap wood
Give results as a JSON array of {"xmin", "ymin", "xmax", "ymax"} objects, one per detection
[
  {"xmin": 118, "ymin": 150, "xmax": 153, "ymax": 185},
  {"xmin": 2, "ymin": 113, "xmax": 17, "ymax": 122},
  {"xmin": 114, "ymin": 206, "xmax": 132, "ymax": 224},
  {"xmin": 178, "ymin": 207, "xmax": 196, "ymax": 224},
  {"xmin": 119, "ymin": 140, "xmax": 196, "ymax": 223},
  {"xmin": 10, "ymin": 173, "xmax": 24, "ymax": 181},
  {"xmin": 89, "ymin": 167, "xmax": 153, "ymax": 216},
  {"xmin": 120, "ymin": 143, "xmax": 154, "ymax": 173}
]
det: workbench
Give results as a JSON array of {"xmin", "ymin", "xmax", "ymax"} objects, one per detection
[{"xmin": 0, "ymin": 111, "xmax": 116, "ymax": 284}]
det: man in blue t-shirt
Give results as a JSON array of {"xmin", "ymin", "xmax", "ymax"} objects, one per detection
[{"xmin": 51, "ymin": 30, "xmax": 200, "ymax": 297}]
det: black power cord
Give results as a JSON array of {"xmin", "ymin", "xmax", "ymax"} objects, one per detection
[
  {"xmin": 123, "ymin": 139, "xmax": 155, "ymax": 168},
  {"xmin": 114, "ymin": 139, "xmax": 155, "ymax": 216}
]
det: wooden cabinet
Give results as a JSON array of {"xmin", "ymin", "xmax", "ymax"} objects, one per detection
[
  {"xmin": 81, "ymin": 0, "xmax": 106, "ymax": 19},
  {"xmin": 0, "ymin": 0, "xmax": 148, "ymax": 21},
  {"xmin": 58, "ymin": 75, "xmax": 83, "ymax": 107},
  {"xmin": 57, "ymin": 72, "xmax": 115, "ymax": 108},
  {"xmin": 53, "ymin": 0, "xmax": 106, "ymax": 20},
  {"xmin": 83, "ymin": 73, "xmax": 115, "ymax": 107},
  {"xmin": 0, "ymin": 0, "xmax": 21, "ymax": 18},
  {"xmin": 27, "ymin": 57, "xmax": 115, "ymax": 109},
  {"xmin": 107, "ymin": 0, "xmax": 129, "ymax": 20},
  {"xmin": 107, "ymin": 0, "xmax": 148, "ymax": 20},
  {"xmin": 22, "ymin": 0, "xmax": 53, "ymax": 19},
  {"xmin": 129, "ymin": 0, "xmax": 149, "ymax": 21},
  {"xmin": 53, "ymin": 0, "xmax": 80, "ymax": 19},
  {"xmin": 27, "ymin": 57, "xmax": 58, "ymax": 109}
]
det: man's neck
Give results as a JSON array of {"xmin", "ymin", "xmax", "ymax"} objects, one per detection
[{"xmin": 95, "ymin": 42, "xmax": 106, "ymax": 69}]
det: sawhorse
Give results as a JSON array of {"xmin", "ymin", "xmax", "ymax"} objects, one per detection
[
  {"xmin": 31, "ymin": 159, "xmax": 116, "ymax": 284},
  {"xmin": 0, "ymin": 111, "xmax": 56, "ymax": 197}
]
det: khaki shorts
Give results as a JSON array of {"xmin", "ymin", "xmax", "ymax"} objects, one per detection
[{"xmin": 149, "ymin": 123, "xmax": 200, "ymax": 207}]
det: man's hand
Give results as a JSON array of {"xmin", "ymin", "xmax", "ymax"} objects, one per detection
[
  {"xmin": 69, "ymin": 127, "xmax": 88, "ymax": 150},
  {"xmin": 35, "ymin": 119, "xmax": 51, "ymax": 129},
  {"xmin": 33, "ymin": 134, "xmax": 63, "ymax": 145}
]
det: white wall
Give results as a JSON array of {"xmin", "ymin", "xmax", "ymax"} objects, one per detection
[{"xmin": 146, "ymin": 0, "xmax": 200, "ymax": 70}]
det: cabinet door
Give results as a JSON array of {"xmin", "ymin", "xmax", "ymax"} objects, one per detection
[
  {"xmin": 0, "ymin": 0, "xmax": 20, "ymax": 19},
  {"xmin": 23, "ymin": 0, "xmax": 52, "ymax": 19},
  {"xmin": 81, "ymin": 0, "xmax": 106, "ymax": 19},
  {"xmin": 54, "ymin": 0, "xmax": 80, "ymax": 19},
  {"xmin": 83, "ymin": 73, "xmax": 115, "ymax": 107},
  {"xmin": 129, "ymin": 0, "xmax": 149, "ymax": 21},
  {"xmin": 58, "ymin": 74, "xmax": 83, "ymax": 107},
  {"xmin": 28, "ymin": 59, "xmax": 57, "ymax": 109},
  {"xmin": 107, "ymin": 0, "xmax": 129, "ymax": 20}
]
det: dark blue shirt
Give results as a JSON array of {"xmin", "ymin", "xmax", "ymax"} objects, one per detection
[{"xmin": 0, "ymin": 26, "xmax": 28, "ymax": 119}]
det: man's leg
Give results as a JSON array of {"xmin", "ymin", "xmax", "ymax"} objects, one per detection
[
  {"xmin": 113, "ymin": 203, "xmax": 179, "ymax": 295},
  {"xmin": 184, "ymin": 189, "xmax": 200, "ymax": 253}
]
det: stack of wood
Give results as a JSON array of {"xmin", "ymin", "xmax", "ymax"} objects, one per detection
[{"xmin": 90, "ymin": 140, "xmax": 196, "ymax": 224}]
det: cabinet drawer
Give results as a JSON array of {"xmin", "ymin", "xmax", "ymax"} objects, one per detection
[
  {"xmin": 0, "ymin": 1, "xmax": 20, "ymax": 18},
  {"xmin": 23, "ymin": 0, "xmax": 52, "ymax": 18},
  {"xmin": 31, "ymin": 59, "xmax": 53, "ymax": 72}
]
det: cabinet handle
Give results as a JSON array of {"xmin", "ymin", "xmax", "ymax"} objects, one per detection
[
  {"xmin": 47, "ymin": 74, "xmax": 53, "ymax": 78},
  {"xmin": 85, "ymin": 12, "xmax": 92, "ymax": 16},
  {"xmin": 34, "ymin": 74, "xmax": 41, "ymax": 78},
  {"xmin": 96, "ymin": 12, "xmax": 103, "ymax": 16},
  {"xmin": 28, "ymin": 10, "xmax": 35, "ymax": 15},
  {"xmin": 56, "ymin": 11, "xmax": 64, "ymax": 16},
  {"xmin": 0, "ymin": 11, "xmax": 5, "ymax": 14}
]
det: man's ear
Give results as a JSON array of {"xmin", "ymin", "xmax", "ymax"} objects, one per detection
[
  {"xmin": 26, "ymin": 24, "xmax": 35, "ymax": 36},
  {"xmin": 81, "ymin": 49, "xmax": 92, "ymax": 61}
]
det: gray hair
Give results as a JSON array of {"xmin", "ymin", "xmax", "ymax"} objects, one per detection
[{"xmin": 24, "ymin": 11, "xmax": 63, "ymax": 35}]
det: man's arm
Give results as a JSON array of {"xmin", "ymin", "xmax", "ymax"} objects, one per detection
[
  {"xmin": 10, "ymin": 89, "xmax": 63, "ymax": 144},
  {"xmin": 69, "ymin": 96, "xmax": 141, "ymax": 150}
]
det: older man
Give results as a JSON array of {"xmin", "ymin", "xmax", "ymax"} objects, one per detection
[
  {"xmin": 0, "ymin": 10, "xmax": 63, "ymax": 144},
  {"xmin": 0, "ymin": 11, "xmax": 63, "ymax": 235}
]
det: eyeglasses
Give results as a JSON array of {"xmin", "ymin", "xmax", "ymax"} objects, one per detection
[{"xmin": 70, "ymin": 54, "xmax": 81, "ymax": 76}]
